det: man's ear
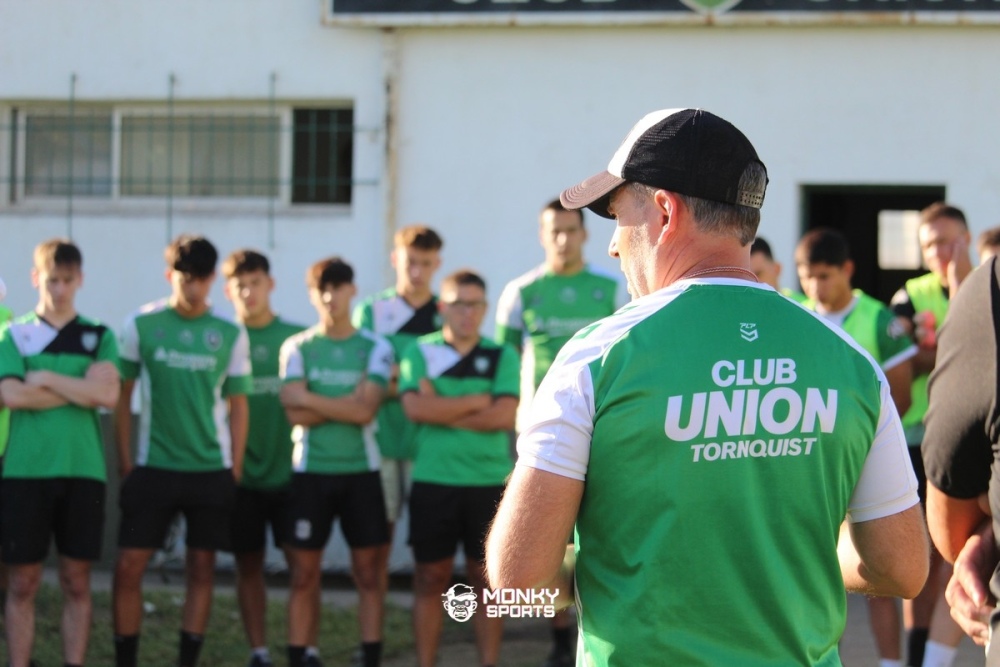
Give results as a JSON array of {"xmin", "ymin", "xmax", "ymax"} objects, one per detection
[{"xmin": 654, "ymin": 190, "xmax": 680, "ymax": 246}]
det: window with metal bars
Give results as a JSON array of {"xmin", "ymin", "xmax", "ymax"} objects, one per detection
[{"xmin": 7, "ymin": 105, "xmax": 354, "ymax": 205}]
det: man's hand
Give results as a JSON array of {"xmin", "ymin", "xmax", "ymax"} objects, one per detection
[
  {"xmin": 280, "ymin": 382, "xmax": 311, "ymax": 409},
  {"xmin": 418, "ymin": 378, "xmax": 437, "ymax": 396},
  {"xmin": 86, "ymin": 361, "xmax": 120, "ymax": 384},
  {"xmin": 945, "ymin": 523, "xmax": 997, "ymax": 646},
  {"xmin": 24, "ymin": 369, "xmax": 53, "ymax": 387}
]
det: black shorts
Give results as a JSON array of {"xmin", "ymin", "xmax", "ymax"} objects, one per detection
[
  {"xmin": 408, "ymin": 482, "xmax": 504, "ymax": 564},
  {"xmin": 285, "ymin": 471, "xmax": 389, "ymax": 550},
  {"xmin": 1, "ymin": 477, "xmax": 106, "ymax": 564},
  {"xmin": 230, "ymin": 486, "xmax": 291, "ymax": 554},
  {"xmin": 909, "ymin": 445, "xmax": 928, "ymax": 505},
  {"xmin": 118, "ymin": 467, "xmax": 236, "ymax": 551}
]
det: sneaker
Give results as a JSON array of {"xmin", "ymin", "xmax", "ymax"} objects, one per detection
[
  {"xmin": 303, "ymin": 654, "xmax": 325, "ymax": 667},
  {"xmin": 542, "ymin": 647, "xmax": 574, "ymax": 667},
  {"xmin": 246, "ymin": 654, "xmax": 274, "ymax": 667}
]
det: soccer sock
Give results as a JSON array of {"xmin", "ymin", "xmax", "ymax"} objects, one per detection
[
  {"xmin": 921, "ymin": 640, "xmax": 958, "ymax": 667},
  {"xmin": 361, "ymin": 641, "xmax": 382, "ymax": 667},
  {"xmin": 907, "ymin": 627, "xmax": 929, "ymax": 667},
  {"xmin": 178, "ymin": 630, "xmax": 204, "ymax": 667},
  {"xmin": 287, "ymin": 645, "xmax": 307, "ymax": 667},
  {"xmin": 113, "ymin": 633, "xmax": 140, "ymax": 667},
  {"xmin": 878, "ymin": 659, "xmax": 902, "ymax": 667},
  {"xmin": 552, "ymin": 627, "xmax": 572, "ymax": 653}
]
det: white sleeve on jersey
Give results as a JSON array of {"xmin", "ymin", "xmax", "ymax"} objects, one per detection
[
  {"xmin": 514, "ymin": 358, "xmax": 595, "ymax": 481},
  {"xmin": 119, "ymin": 314, "xmax": 140, "ymax": 363},
  {"xmin": 228, "ymin": 326, "xmax": 252, "ymax": 378},
  {"xmin": 279, "ymin": 336, "xmax": 305, "ymax": 381},
  {"xmin": 845, "ymin": 378, "xmax": 920, "ymax": 523},
  {"xmin": 495, "ymin": 279, "xmax": 524, "ymax": 331}
]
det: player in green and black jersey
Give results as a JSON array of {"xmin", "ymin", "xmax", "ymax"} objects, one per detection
[
  {"xmin": 222, "ymin": 250, "xmax": 304, "ymax": 667},
  {"xmin": 280, "ymin": 257, "xmax": 393, "ymax": 667},
  {"xmin": 400, "ymin": 270, "xmax": 520, "ymax": 667},
  {"xmin": 0, "ymin": 239, "xmax": 120, "ymax": 667},
  {"xmin": 112, "ymin": 235, "xmax": 251, "ymax": 667}
]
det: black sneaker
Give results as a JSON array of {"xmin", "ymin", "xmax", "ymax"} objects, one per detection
[
  {"xmin": 303, "ymin": 654, "xmax": 324, "ymax": 667},
  {"xmin": 246, "ymin": 654, "xmax": 274, "ymax": 667}
]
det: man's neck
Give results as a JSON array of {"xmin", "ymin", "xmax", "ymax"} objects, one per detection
[
  {"xmin": 321, "ymin": 317, "xmax": 355, "ymax": 340},
  {"xmin": 549, "ymin": 259, "xmax": 585, "ymax": 276},
  {"xmin": 397, "ymin": 283, "xmax": 433, "ymax": 307},
  {"xmin": 444, "ymin": 328, "xmax": 480, "ymax": 356},
  {"xmin": 171, "ymin": 299, "xmax": 210, "ymax": 319},
  {"xmin": 241, "ymin": 310, "xmax": 276, "ymax": 329},
  {"xmin": 36, "ymin": 305, "xmax": 76, "ymax": 329}
]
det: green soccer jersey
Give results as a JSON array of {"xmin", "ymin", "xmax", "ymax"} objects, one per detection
[
  {"xmin": 518, "ymin": 279, "xmax": 918, "ymax": 666},
  {"xmin": 805, "ymin": 290, "xmax": 917, "ymax": 371},
  {"xmin": 495, "ymin": 264, "xmax": 620, "ymax": 390},
  {"xmin": 120, "ymin": 299, "xmax": 252, "ymax": 472},
  {"xmin": 243, "ymin": 317, "xmax": 305, "ymax": 490},
  {"xmin": 279, "ymin": 327, "xmax": 393, "ymax": 474},
  {"xmin": 0, "ymin": 305, "xmax": 12, "ymax": 456},
  {"xmin": 399, "ymin": 332, "xmax": 520, "ymax": 486},
  {"xmin": 352, "ymin": 288, "xmax": 441, "ymax": 461},
  {"xmin": 0, "ymin": 313, "xmax": 119, "ymax": 481}
]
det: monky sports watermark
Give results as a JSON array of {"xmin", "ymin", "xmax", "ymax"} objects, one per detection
[{"xmin": 443, "ymin": 584, "xmax": 559, "ymax": 621}]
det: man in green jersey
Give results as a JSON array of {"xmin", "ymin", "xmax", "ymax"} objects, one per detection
[
  {"xmin": 351, "ymin": 225, "xmax": 443, "ymax": 570},
  {"xmin": 112, "ymin": 235, "xmax": 252, "ymax": 667},
  {"xmin": 795, "ymin": 228, "xmax": 917, "ymax": 667},
  {"xmin": 495, "ymin": 199, "xmax": 618, "ymax": 666},
  {"xmin": 280, "ymin": 257, "xmax": 393, "ymax": 667},
  {"xmin": 488, "ymin": 108, "xmax": 929, "ymax": 666},
  {"xmin": 222, "ymin": 249, "xmax": 304, "ymax": 667},
  {"xmin": 400, "ymin": 270, "xmax": 520, "ymax": 667},
  {"xmin": 751, "ymin": 236, "xmax": 808, "ymax": 303},
  {"xmin": 0, "ymin": 239, "xmax": 120, "ymax": 667},
  {"xmin": 890, "ymin": 202, "xmax": 973, "ymax": 667}
]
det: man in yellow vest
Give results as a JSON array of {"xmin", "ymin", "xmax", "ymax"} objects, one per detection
[
  {"xmin": 796, "ymin": 229, "xmax": 917, "ymax": 667},
  {"xmin": 890, "ymin": 202, "xmax": 973, "ymax": 667}
]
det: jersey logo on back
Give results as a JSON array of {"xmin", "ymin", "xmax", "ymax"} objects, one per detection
[{"xmin": 740, "ymin": 322, "xmax": 759, "ymax": 342}]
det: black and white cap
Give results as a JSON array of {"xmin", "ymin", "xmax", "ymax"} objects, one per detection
[{"xmin": 560, "ymin": 108, "xmax": 767, "ymax": 219}]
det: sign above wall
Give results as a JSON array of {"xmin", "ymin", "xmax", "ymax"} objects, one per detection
[{"xmin": 325, "ymin": 0, "xmax": 1000, "ymax": 25}]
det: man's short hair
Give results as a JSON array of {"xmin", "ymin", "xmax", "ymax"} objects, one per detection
[
  {"xmin": 795, "ymin": 228, "xmax": 851, "ymax": 267},
  {"xmin": 541, "ymin": 198, "xmax": 585, "ymax": 229},
  {"xmin": 977, "ymin": 226, "xmax": 1000, "ymax": 255},
  {"xmin": 165, "ymin": 235, "xmax": 218, "ymax": 278},
  {"xmin": 394, "ymin": 225, "xmax": 443, "ymax": 252},
  {"xmin": 750, "ymin": 237, "xmax": 775, "ymax": 260},
  {"xmin": 34, "ymin": 238, "xmax": 82, "ymax": 271},
  {"xmin": 306, "ymin": 257, "xmax": 354, "ymax": 290},
  {"xmin": 441, "ymin": 269, "xmax": 486, "ymax": 295},
  {"xmin": 920, "ymin": 202, "xmax": 967, "ymax": 228},
  {"xmin": 221, "ymin": 249, "xmax": 270, "ymax": 279}
]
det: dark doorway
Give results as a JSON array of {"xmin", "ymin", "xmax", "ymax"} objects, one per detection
[{"xmin": 802, "ymin": 186, "xmax": 946, "ymax": 304}]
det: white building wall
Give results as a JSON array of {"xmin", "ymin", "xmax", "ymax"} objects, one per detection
[{"xmin": 1, "ymin": 1, "xmax": 999, "ymax": 570}]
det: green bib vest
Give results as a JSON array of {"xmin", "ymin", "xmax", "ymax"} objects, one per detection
[{"xmin": 902, "ymin": 273, "xmax": 949, "ymax": 432}]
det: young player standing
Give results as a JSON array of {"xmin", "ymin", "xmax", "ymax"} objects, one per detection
[
  {"xmin": 280, "ymin": 257, "xmax": 393, "ymax": 667},
  {"xmin": 112, "ymin": 235, "xmax": 251, "ymax": 667},
  {"xmin": 0, "ymin": 240, "xmax": 120, "ymax": 667},
  {"xmin": 222, "ymin": 249, "xmax": 305, "ymax": 667}
]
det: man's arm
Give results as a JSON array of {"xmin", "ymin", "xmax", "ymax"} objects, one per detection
[
  {"xmin": 401, "ymin": 383, "xmax": 491, "ymax": 426},
  {"xmin": 283, "ymin": 406, "xmax": 326, "ymax": 427},
  {"xmin": 114, "ymin": 378, "xmax": 136, "ymax": 478},
  {"xmin": 228, "ymin": 393, "xmax": 249, "ymax": 483},
  {"xmin": 838, "ymin": 504, "xmax": 929, "ymax": 598},
  {"xmin": 0, "ymin": 377, "xmax": 68, "ymax": 410},
  {"xmin": 882, "ymin": 359, "xmax": 912, "ymax": 417},
  {"xmin": 486, "ymin": 465, "xmax": 583, "ymax": 607},
  {"xmin": 452, "ymin": 395, "xmax": 518, "ymax": 432},
  {"xmin": 926, "ymin": 483, "xmax": 988, "ymax": 563},
  {"xmin": 25, "ymin": 361, "xmax": 120, "ymax": 409},
  {"xmin": 280, "ymin": 379, "xmax": 384, "ymax": 426}
]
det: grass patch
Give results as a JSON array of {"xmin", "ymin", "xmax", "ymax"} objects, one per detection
[{"xmin": 26, "ymin": 583, "xmax": 414, "ymax": 665}]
